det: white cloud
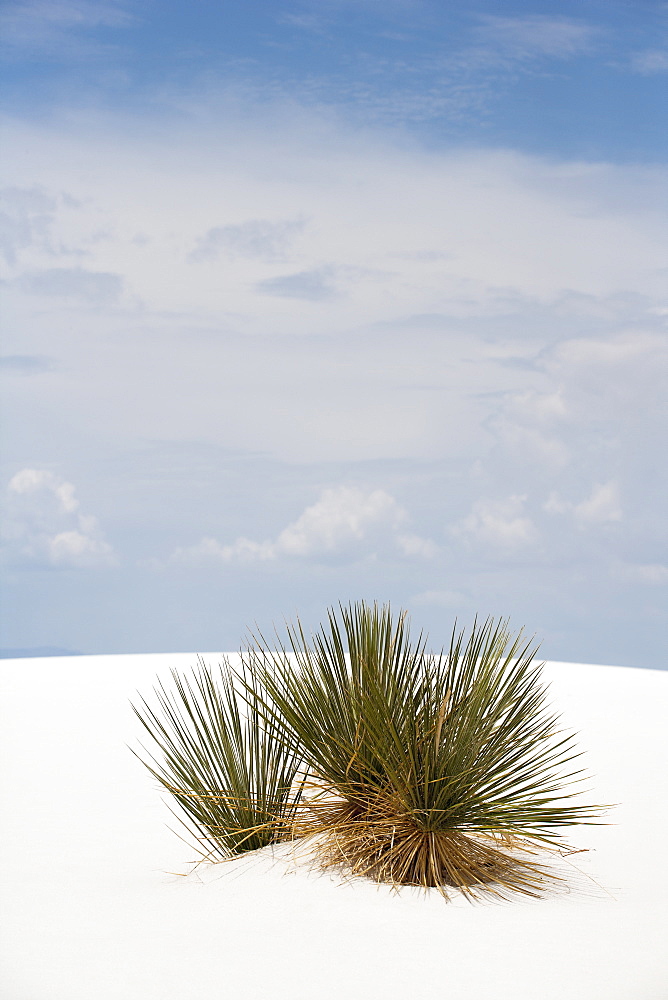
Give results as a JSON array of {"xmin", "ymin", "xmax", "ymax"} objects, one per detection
[
  {"xmin": 453, "ymin": 495, "xmax": 538, "ymax": 549},
  {"xmin": 506, "ymin": 389, "xmax": 568, "ymax": 422},
  {"xmin": 489, "ymin": 419, "xmax": 571, "ymax": 471},
  {"xmin": 9, "ymin": 468, "xmax": 79, "ymax": 512},
  {"xmin": 46, "ymin": 529, "xmax": 116, "ymax": 568},
  {"xmin": 3, "ymin": 469, "xmax": 117, "ymax": 568},
  {"xmin": 275, "ymin": 486, "xmax": 405, "ymax": 555},
  {"xmin": 169, "ymin": 486, "xmax": 436, "ymax": 566},
  {"xmin": 543, "ymin": 492, "xmax": 568, "ymax": 516},
  {"xmin": 574, "ymin": 482, "xmax": 622, "ymax": 525},
  {"xmin": 545, "ymin": 481, "xmax": 623, "ymax": 526},
  {"xmin": 169, "ymin": 536, "xmax": 275, "ymax": 567},
  {"xmin": 485, "ymin": 385, "xmax": 572, "ymax": 471},
  {"xmin": 396, "ymin": 533, "xmax": 439, "ymax": 559}
]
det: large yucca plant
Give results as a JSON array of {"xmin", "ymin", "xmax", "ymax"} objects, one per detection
[
  {"xmin": 134, "ymin": 603, "xmax": 605, "ymax": 898},
  {"xmin": 242, "ymin": 603, "xmax": 604, "ymax": 897}
]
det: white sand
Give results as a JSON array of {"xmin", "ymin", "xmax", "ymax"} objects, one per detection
[{"xmin": 1, "ymin": 653, "xmax": 666, "ymax": 1000}]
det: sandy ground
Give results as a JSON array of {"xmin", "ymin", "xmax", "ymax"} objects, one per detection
[{"xmin": 1, "ymin": 653, "xmax": 666, "ymax": 1000}]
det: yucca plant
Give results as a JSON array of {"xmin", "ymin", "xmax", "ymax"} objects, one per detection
[
  {"xmin": 132, "ymin": 655, "xmax": 304, "ymax": 861},
  {"xmin": 134, "ymin": 603, "xmax": 605, "ymax": 898},
  {"xmin": 241, "ymin": 603, "xmax": 605, "ymax": 898}
]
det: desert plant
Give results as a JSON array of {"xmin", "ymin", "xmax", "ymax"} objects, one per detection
[
  {"xmin": 242, "ymin": 602, "xmax": 604, "ymax": 897},
  {"xmin": 132, "ymin": 655, "xmax": 304, "ymax": 861},
  {"xmin": 134, "ymin": 603, "xmax": 605, "ymax": 898}
]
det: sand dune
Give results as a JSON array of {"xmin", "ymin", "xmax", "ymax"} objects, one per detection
[{"xmin": 1, "ymin": 654, "xmax": 666, "ymax": 999}]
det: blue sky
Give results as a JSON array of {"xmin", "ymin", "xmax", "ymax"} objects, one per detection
[
  {"xmin": 2, "ymin": 0, "xmax": 666, "ymax": 159},
  {"xmin": 1, "ymin": 0, "xmax": 666, "ymax": 665}
]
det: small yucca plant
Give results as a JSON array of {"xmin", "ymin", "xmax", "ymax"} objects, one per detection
[
  {"xmin": 134, "ymin": 603, "xmax": 605, "ymax": 898},
  {"xmin": 132, "ymin": 656, "xmax": 304, "ymax": 861}
]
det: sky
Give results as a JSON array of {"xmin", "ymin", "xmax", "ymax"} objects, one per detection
[{"xmin": 0, "ymin": 0, "xmax": 666, "ymax": 666}]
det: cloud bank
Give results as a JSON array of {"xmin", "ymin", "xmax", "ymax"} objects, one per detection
[{"xmin": 1, "ymin": 86, "xmax": 665, "ymax": 664}]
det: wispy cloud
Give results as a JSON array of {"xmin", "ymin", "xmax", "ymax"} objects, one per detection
[
  {"xmin": 188, "ymin": 218, "xmax": 305, "ymax": 263},
  {"xmin": 614, "ymin": 562, "xmax": 668, "ymax": 585},
  {"xmin": 0, "ymin": 186, "xmax": 57, "ymax": 265},
  {"xmin": 551, "ymin": 332, "xmax": 664, "ymax": 367},
  {"xmin": 474, "ymin": 15, "xmax": 599, "ymax": 63},
  {"xmin": 0, "ymin": 354, "xmax": 54, "ymax": 374},
  {"xmin": 0, "ymin": 0, "xmax": 134, "ymax": 55},
  {"xmin": 411, "ymin": 589, "xmax": 467, "ymax": 609},
  {"xmin": 256, "ymin": 266, "xmax": 338, "ymax": 301},
  {"xmin": 630, "ymin": 49, "xmax": 668, "ymax": 75},
  {"xmin": 277, "ymin": 11, "xmax": 329, "ymax": 35},
  {"xmin": 487, "ymin": 387, "xmax": 571, "ymax": 472},
  {"xmin": 18, "ymin": 267, "xmax": 122, "ymax": 303}
]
